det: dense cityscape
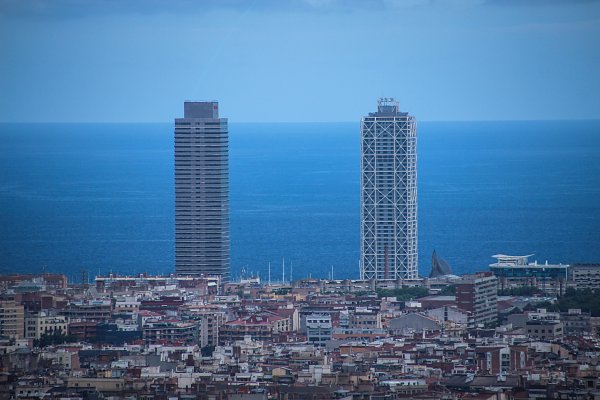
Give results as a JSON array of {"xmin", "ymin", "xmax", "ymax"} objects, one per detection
[
  {"xmin": 2, "ymin": 255, "xmax": 600, "ymax": 399},
  {"xmin": 1, "ymin": 99, "xmax": 599, "ymax": 400}
]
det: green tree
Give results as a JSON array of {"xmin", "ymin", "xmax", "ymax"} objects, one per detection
[
  {"xmin": 531, "ymin": 288, "xmax": 600, "ymax": 316},
  {"xmin": 34, "ymin": 331, "xmax": 77, "ymax": 347},
  {"xmin": 201, "ymin": 345, "xmax": 215, "ymax": 357},
  {"xmin": 438, "ymin": 285, "xmax": 456, "ymax": 295},
  {"xmin": 498, "ymin": 286, "xmax": 541, "ymax": 296}
]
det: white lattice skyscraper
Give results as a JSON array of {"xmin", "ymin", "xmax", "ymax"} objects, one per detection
[{"xmin": 360, "ymin": 98, "xmax": 418, "ymax": 280}]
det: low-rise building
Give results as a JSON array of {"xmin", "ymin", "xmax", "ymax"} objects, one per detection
[
  {"xmin": 475, "ymin": 345, "xmax": 511, "ymax": 374},
  {"xmin": 219, "ymin": 314, "xmax": 289, "ymax": 344},
  {"xmin": 68, "ymin": 320, "xmax": 97, "ymax": 342},
  {"xmin": 113, "ymin": 296, "xmax": 140, "ymax": 317},
  {"xmin": 62, "ymin": 299, "xmax": 112, "ymax": 322},
  {"xmin": 456, "ymin": 272, "xmax": 497, "ymax": 327},
  {"xmin": 182, "ymin": 306, "xmax": 226, "ymax": 348},
  {"xmin": 490, "ymin": 254, "xmax": 569, "ymax": 295},
  {"xmin": 0, "ymin": 299, "xmax": 25, "ymax": 339},
  {"xmin": 306, "ymin": 314, "xmax": 332, "ymax": 346},
  {"xmin": 142, "ymin": 320, "xmax": 197, "ymax": 345},
  {"xmin": 95, "ymin": 274, "xmax": 219, "ymax": 294},
  {"xmin": 526, "ymin": 320, "xmax": 564, "ymax": 341},
  {"xmin": 571, "ymin": 264, "xmax": 600, "ymax": 290},
  {"xmin": 561, "ymin": 309, "xmax": 592, "ymax": 336},
  {"xmin": 348, "ymin": 308, "xmax": 381, "ymax": 329},
  {"xmin": 0, "ymin": 274, "xmax": 68, "ymax": 291},
  {"xmin": 426, "ymin": 305, "xmax": 469, "ymax": 325},
  {"xmin": 507, "ymin": 308, "xmax": 560, "ymax": 330},
  {"xmin": 388, "ymin": 313, "xmax": 441, "ymax": 334},
  {"xmin": 25, "ymin": 312, "xmax": 68, "ymax": 340}
]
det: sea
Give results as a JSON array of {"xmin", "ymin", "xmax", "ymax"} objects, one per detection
[{"xmin": 1, "ymin": 121, "xmax": 600, "ymax": 282}]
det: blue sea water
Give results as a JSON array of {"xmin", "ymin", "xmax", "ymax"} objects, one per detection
[{"xmin": 1, "ymin": 121, "xmax": 599, "ymax": 281}]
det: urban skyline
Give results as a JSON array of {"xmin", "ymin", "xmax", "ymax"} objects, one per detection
[{"xmin": 175, "ymin": 97, "xmax": 420, "ymax": 283}]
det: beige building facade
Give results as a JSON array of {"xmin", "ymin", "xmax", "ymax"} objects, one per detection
[
  {"xmin": 25, "ymin": 312, "xmax": 68, "ymax": 339},
  {"xmin": 0, "ymin": 300, "xmax": 24, "ymax": 339}
]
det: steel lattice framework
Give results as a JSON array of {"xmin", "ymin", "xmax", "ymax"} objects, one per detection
[{"xmin": 360, "ymin": 98, "xmax": 418, "ymax": 280}]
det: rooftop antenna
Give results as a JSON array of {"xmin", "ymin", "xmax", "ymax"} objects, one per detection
[
  {"xmin": 282, "ymin": 258, "xmax": 285, "ymax": 284},
  {"xmin": 377, "ymin": 97, "xmax": 400, "ymax": 114},
  {"xmin": 268, "ymin": 262, "xmax": 271, "ymax": 286}
]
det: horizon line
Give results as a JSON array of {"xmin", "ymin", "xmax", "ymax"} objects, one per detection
[{"xmin": 1, "ymin": 118, "xmax": 600, "ymax": 124}]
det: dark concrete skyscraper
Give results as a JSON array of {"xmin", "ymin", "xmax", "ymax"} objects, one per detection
[
  {"xmin": 360, "ymin": 98, "xmax": 418, "ymax": 280},
  {"xmin": 175, "ymin": 101, "xmax": 230, "ymax": 281}
]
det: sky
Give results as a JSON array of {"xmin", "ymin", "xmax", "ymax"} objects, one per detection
[{"xmin": 0, "ymin": 0, "xmax": 599, "ymax": 122}]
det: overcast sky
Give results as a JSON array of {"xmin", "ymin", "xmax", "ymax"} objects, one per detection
[{"xmin": 0, "ymin": 0, "xmax": 599, "ymax": 122}]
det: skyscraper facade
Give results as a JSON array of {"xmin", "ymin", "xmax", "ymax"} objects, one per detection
[
  {"xmin": 175, "ymin": 101, "xmax": 230, "ymax": 282},
  {"xmin": 360, "ymin": 98, "xmax": 418, "ymax": 280}
]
